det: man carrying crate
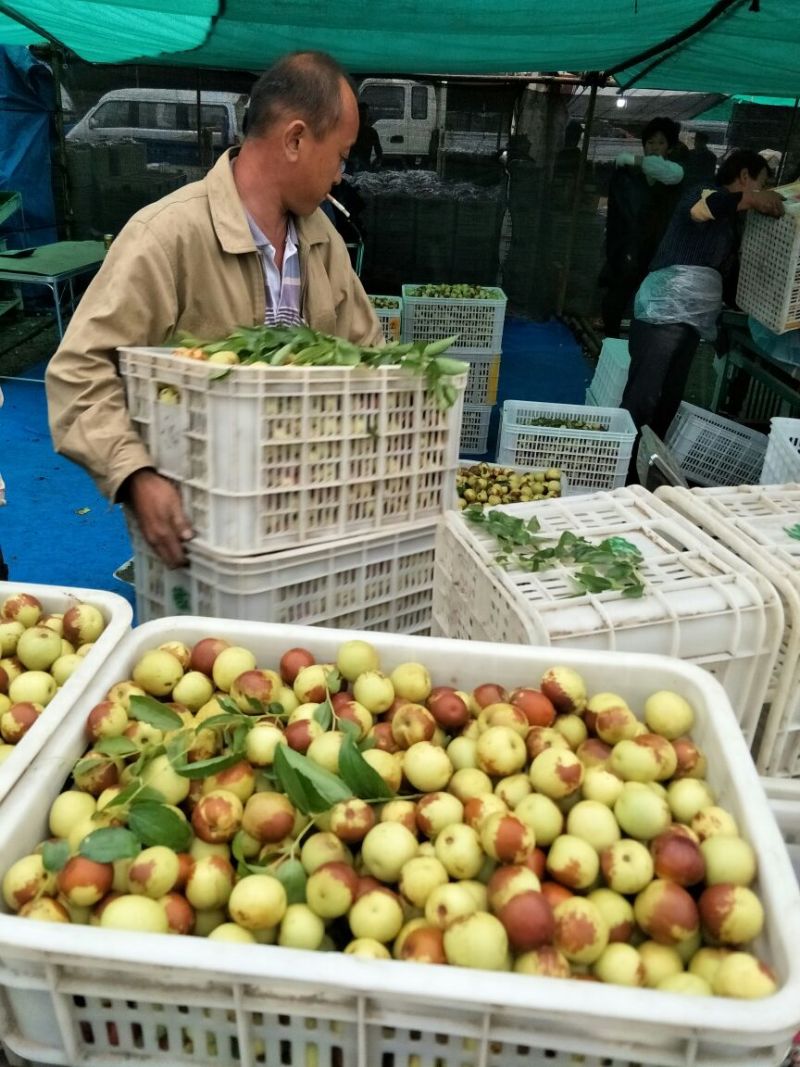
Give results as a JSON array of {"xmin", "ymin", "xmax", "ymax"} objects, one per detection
[{"xmin": 45, "ymin": 51, "xmax": 381, "ymax": 568}]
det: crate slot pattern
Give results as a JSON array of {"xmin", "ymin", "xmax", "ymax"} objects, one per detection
[
  {"xmin": 433, "ymin": 486, "xmax": 782, "ymax": 740},
  {"xmin": 459, "ymin": 349, "xmax": 501, "ymax": 405},
  {"xmin": 0, "ymin": 581, "xmax": 132, "ymax": 805},
  {"xmin": 459, "ymin": 403, "xmax": 492, "ymax": 454},
  {"xmin": 658, "ymin": 484, "xmax": 800, "ymax": 776},
  {"xmin": 737, "ymin": 206, "xmax": 800, "ymax": 334},
  {"xmin": 765, "ymin": 777, "xmax": 800, "ymax": 887},
  {"xmin": 368, "ymin": 294, "xmax": 402, "ymax": 343},
  {"xmin": 586, "ymin": 337, "xmax": 630, "ymax": 409},
  {"xmin": 131, "ymin": 524, "xmax": 435, "ymax": 636},
  {"xmin": 121, "ymin": 348, "xmax": 464, "ymax": 555},
  {"xmin": 401, "ymin": 285, "xmax": 506, "ymax": 352},
  {"xmin": 0, "ymin": 618, "xmax": 798, "ymax": 1067},
  {"xmin": 497, "ymin": 400, "xmax": 636, "ymax": 493},
  {"xmin": 761, "ymin": 417, "xmax": 800, "ymax": 485},
  {"xmin": 665, "ymin": 402, "xmax": 768, "ymax": 487}
]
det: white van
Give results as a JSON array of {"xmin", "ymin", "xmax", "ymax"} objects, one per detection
[{"xmin": 66, "ymin": 88, "xmax": 247, "ymax": 166}]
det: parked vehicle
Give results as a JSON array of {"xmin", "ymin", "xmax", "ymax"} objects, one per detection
[{"xmin": 66, "ymin": 88, "xmax": 247, "ymax": 166}]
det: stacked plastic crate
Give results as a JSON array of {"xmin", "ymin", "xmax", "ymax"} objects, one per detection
[
  {"xmin": 119, "ymin": 347, "xmax": 466, "ymax": 631},
  {"xmin": 401, "ymin": 285, "xmax": 506, "ymax": 455},
  {"xmin": 585, "ymin": 337, "xmax": 630, "ymax": 408},
  {"xmin": 432, "ymin": 485, "xmax": 782, "ymax": 738},
  {"xmin": 368, "ymin": 295, "xmax": 402, "ymax": 343}
]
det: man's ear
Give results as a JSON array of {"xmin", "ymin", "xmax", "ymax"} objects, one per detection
[{"xmin": 284, "ymin": 119, "xmax": 307, "ymax": 161}]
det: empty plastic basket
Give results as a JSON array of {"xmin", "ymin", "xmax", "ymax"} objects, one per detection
[
  {"xmin": 665, "ymin": 402, "xmax": 768, "ymax": 486},
  {"xmin": 586, "ymin": 337, "xmax": 630, "ymax": 408},
  {"xmin": 761, "ymin": 418, "xmax": 800, "ymax": 484},
  {"xmin": 737, "ymin": 195, "xmax": 800, "ymax": 334}
]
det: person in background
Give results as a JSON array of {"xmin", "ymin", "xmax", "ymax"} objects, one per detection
[
  {"xmin": 348, "ymin": 103, "xmax": 383, "ymax": 173},
  {"xmin": 621, "ymin": 149, "xmax": 784, "ymax": 469},
  {"xmin": 0, "ymin": 385, "xmax": 6, "ymax": 580},
  {"xmin": 684, "ymin": 131, "xmax": 718, "ymax": 185},
  {"xmin": 45, "ymin": 50, "xmax": 382, "ymax": 569},
  {"xmin": 600, "ymin": 117, "xmax": 685, "ymax": 337}
]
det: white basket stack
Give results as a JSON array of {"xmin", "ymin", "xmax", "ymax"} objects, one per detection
[
  {"xmin": 367, "ymin": 294, "xmax": 402, "ymax": 343},
  {"xmin": 585, "ymin": 337, "xmax": 630, "ymax": 408},
  {"xmin": 761, "ymin": 417, "xmax": 800, "ymax": 484},
  {"xmin": 764, "ymin": 777, "xmax": 800, "ymax": 887},
  {"xmin": 656, "ymin": 483, "xmax": 800, "ymax": 776},
  {"xmin": 119, "ymin": 347, "xmax": 467, "ymax": 630},
  {"xmin": 402, "ymin": 285, "xmax": 507, "ymax": 455},
  {"xmin": 0, "ymin": 617, "xmax": 799, "ymax": 1067},
  {"xmin": 737, "ymin": 189, "xmax": 800, "ymax": 334},
  {"xmin": 432, "ymin": 485, "xmax": 782, "ymax": 741},
  {"xmin": 665, "ymin": 401, "xmax": 768, "ymax": 487},
  {"xmin": 497, "ymin": 399, "xmax": 636, "ymax": 493},
  {"xmin": 0, "ymin": 581, "xmax": 131, "ymax": 804}
]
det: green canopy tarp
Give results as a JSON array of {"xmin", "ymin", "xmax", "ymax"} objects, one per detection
[{"xmin": 1, "ymin": 0, "xmax": 798, "ymax": 96}]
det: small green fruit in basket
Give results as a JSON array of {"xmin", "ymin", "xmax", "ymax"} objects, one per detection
[
  {"xmin": 15, "ymin": 626, "xmax": 62, "ymax": 672},
  {"xmin": 711, "ymin": 952, "xmax": 778, "ymax": 999},
  {"xmin": 62, "ymin": 603, "xmax": 105, "ymax": 647},
  {"xmin": 443, "ymin": 910, "xmax": 510, "ymax": 970},
  {"xmin": 0, "ymin": 593, "xmax": 42, "ymax": 629},
  {"xmin": 100, "ymin": 894, "xmax": 169, "ymax": 934},
  {"xmin": 131, "ymin": 649, "xmax": 184, "ymax": 697}
]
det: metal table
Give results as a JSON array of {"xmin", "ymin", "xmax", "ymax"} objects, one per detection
[{"xmin": 0, "ymin": 241, "xmax": 105, "ymax": 339}]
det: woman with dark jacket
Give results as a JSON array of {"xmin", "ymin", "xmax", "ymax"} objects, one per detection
[
  {"xmin": 622, "ymin": 149, "xmax": 784, "ymax": 451},
  {"xmin": 601, "ymin": 117, "xmax": 685, "ymax": 337}
]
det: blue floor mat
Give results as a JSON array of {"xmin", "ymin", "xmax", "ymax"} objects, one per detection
[{"xmin": 0, "ymin": 375, "xmax": 134, "ymax": 609}]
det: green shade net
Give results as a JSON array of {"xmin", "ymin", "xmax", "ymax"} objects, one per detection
[{"xmin": 0, "ymin": 0, "xmax": 799, "ymax": 96}]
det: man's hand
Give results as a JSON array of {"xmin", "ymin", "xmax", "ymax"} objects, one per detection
[
  {"xmin": 127, "ymin": 469, "xmax": 193, "ymax": 567},
  {"xmin": 747, "ymin": 190, "xmax": 785, "ymax": 218}
]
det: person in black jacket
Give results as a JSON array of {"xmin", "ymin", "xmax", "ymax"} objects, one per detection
[{"xmin": 600, "ymin": 117, "xmax": 684, "ymax": 337}]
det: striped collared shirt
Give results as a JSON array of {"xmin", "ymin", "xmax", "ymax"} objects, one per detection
[{"xmin": 245, "ymin": 211, "xmax": 304, "ymax": 327}]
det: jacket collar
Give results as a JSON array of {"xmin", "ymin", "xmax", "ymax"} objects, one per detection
[{"xmin": 206, "ymin": 147, "xmax": 331, "ymax": 255}]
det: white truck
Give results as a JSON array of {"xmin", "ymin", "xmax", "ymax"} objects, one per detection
[{"xmin": 357, "ymin": 78, "xmax": 508, "ymax": 165}]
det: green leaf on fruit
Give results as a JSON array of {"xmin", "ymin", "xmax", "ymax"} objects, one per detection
[
  {"xmin": 325, "ymin": 669, "xmax": 342, "ymax": 693},
  {"xmin": 79, "ymin": 826, "xmax": 141, "ymax": 863},
  {"xmin": 217, "ymin": 696, "xmax": 243, "ymax": 717},
  {"xmin": 128, "ymin": 801, "xmax": 192, "ymax": 851},
  {"xmin": 337, "ymin": 718, "xmax": 361, "ymax": 740},
  {"xmin": 129, "ymin": 695, "xmax": 183, "ymax": 732},
  {"xmin": 313, "ymin": 697, "xmax": 333, "ymax": 731},
  {"xmin": 268, "ymin": 701, "xmax": 287, "ymax": 717},
  {"xmin": 269, "ymin": 857, "xmax": 308, "ymax": 904},
  {"xmin": 273, "ymin": 744, "xmax": 352, "ymax": 814},
  {"xmin": 173, "ymin": 750, "xmax": 246, "ymax": 780},
  {"xmin": 101, "ymin": 780, "xmax": 163, "ymax": 809},
  {"xmin": 785, "ymin": 523, "xmax": 800, "ymax": 541},
  {"xmin": 196, "ymin": 712, "xmax": 251, "ymax": 731},
  {"xmin": 72, "ymin": 756, "xmax": 104, "ymax": 780},
  {"xmin": 42, "ymin": 839, "xmax": 71, "ymax": 872},
  {"xmin": 338, "ymin": 735, "xmax": 395, "ymax": 801},
  {"xmin": 358, "ymin": 735, "xmax": 377, "ymax": 753},
  {"xmin": 246, "ymin": 696, "xmax": 267, "ymax": 714},
  {"xmin": 93, "ymin": 736, "xmax": 141, "ymax": 758}
]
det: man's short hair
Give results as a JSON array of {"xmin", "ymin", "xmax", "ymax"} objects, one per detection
[{"xmin": 246, "ymin": 51, "xmax": 356, "ymax": 140}]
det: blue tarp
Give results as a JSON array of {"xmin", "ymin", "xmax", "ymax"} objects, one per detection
[{"xmin": 0, "ymin": 45, "xmax": 57, "ymax": 249}]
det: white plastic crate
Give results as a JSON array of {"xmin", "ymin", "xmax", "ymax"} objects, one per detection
[
  {"xmin": 761, "ymin": 417, "xmax": 800, "ymax": 485},
  {"xmin": 737, "ymin": 191, "xmax": 800, "ymax": 334},
  {"xmin": 497, "ymin": 400, "xmax": 636, "ymax": 493},
  {"xmin": 0, "ymin": 618, "xmax": 798, "ymax": 1067},
  {"xmin": 763, "ymin": 777, "xmax": 800, "ymax": 887},
  {"xmin": 665, "ymin": 402, "xmax": 768, "ymax": 487},
  {"xmin": 401, "ymin": 284, "xmax": 506, "ymax": 352},
  {"xmin": 0, "ymin": 582, "xmax": 131, "ymax": 804},
  {"xmin": 368, "ymin": 294, "xmax": 402, "ymax": 343},
  {"xmin": 131, "ymin": 524, "xmax": 435, "ymax": 635},
  {"xmin": 586, "ymin": 337, "xmax": 630, "ymax": 408},
  {"xmin": 120, "ymin": 347, "xmax": 465, "ymax": 555},
  {"xmin": 657, "ymin": 484, "xmax": 800, "ymax": 776},
  {"xmin": 460, "ymin": 349, "xmax": 501, "ymax": 405},
  {"xmin": 459, "ymin": 403, "xmax": 492, "ymax": 454},
  {"xmin": 433, "ymin": 485, "xmax": 782, "ymax": 742}
]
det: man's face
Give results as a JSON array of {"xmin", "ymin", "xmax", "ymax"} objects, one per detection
[{"xmin": 291, "ymin": 81, "xmax": 359, "ymax": 216}]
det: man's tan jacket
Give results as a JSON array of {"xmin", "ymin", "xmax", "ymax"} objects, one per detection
[{"xmin": 45, "ymin": 149, "xmax": 382, "ymax": 502}]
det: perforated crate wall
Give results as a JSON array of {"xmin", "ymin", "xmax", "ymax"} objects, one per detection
[
  {"xmin": 460, "ymin": 350, "xmax": 501, "ymax": 405},
  {"xmin": 131, "ymin": 524, "xmax": 435, "ymax": 635},
  {"xmin": 433, "ymin": 485, "xmax": 782, "ymax": 740},
  {"xmin": 587, "ymin": 337, "xmax": 630, "ymax": 408},
  {"xmin": 761, "ymin": 417, "xmax": 800, "ymax": 484},
  {"xmin": 459, "ymin": 403, "xmax": 492, "ymax": 455},
  {"xmin": 368, "ymin": 294, "xmax": 402, "ymax": 343},
  {"xmin": 497, "ymin": 400, "xmax": 635, "ymax": 493},
  {"xmin": 401, "ymin": 284, "xmax": 506, "ymax": 352},
  {"xmin": 665, "ymin": 401, "xmax": 768, "ymax": 487},
  {"xmin": 738, "ymin": 204, "xmax": 800, "ymax": 334},
  {"xmin": 657, "ymin": 483, "xmax": 800, "ymax": 776},
  {"xmin": 120, "ymin": 347, "xmax": 465, "ymax": 555}
]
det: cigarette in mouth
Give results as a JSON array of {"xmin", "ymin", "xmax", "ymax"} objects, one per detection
[{"xmin": 326, "ymin": 193, "xmax": 351, "ymax": 218}]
